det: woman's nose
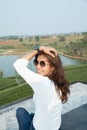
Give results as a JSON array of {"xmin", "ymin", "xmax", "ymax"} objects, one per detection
[{"xmin": 36, "ymin": 63, "xmax": 41, "ymax": 68}]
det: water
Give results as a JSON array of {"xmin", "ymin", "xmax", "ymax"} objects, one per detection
[
  {"xmin": 59, "ymin": 54, "xmax": 87, "ymax": 65},
  {"xmin": 0, "ymin": 55, "xmax": 19, "ymax": 77},
  {"xmin": 0, "ymin": 54, "xmax": 87, "ymax": 77}
]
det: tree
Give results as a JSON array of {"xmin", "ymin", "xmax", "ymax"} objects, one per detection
[
  {"xmin": 82, "ymin": 34, "xmax": 87, "ymax": 44},
  {"xmin": 20, "ymin": 38, "xmax": 23, "ymax": 42},
  {"xmin": 35, "ymin": 36, "xmax": 40, "ymax": 42},
  {"xmin": 0, "ymin": 71, "xmax": 3, "ymax": 77},
  {"xmin": 59, "ymin": 36, "xmax": 66, "ymax": 42}
]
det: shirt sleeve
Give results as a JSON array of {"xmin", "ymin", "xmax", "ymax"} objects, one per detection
[{"xmin": 13, "ymin": 58, "xmax": 49, "ymax": 91}]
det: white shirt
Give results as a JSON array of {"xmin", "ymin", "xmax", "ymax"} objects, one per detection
[{"xmin": 13, "ymin": 59, "xmax": 62, "ymax": 130}]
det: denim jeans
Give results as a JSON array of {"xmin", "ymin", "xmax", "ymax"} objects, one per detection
[
  {"xmin": 16, "ymin": 107, "xmax": 61, "ymax": 130},
  {"xmin": 16, "ymin": 107, "xmax": 35, "ymax": 130}
]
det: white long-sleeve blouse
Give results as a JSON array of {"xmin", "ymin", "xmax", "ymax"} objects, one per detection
[{"xmin": 13, "ymin": 58, "xmax": 62, "ymax": 130}]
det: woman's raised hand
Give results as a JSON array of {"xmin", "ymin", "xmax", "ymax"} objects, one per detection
[{"xmin": 39, "ymin": 46, "xmax": 58, "ymax": 57}]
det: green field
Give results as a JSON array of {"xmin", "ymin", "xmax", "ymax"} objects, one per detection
[
  {"xmin": 65, "ymin": 64, "xmax": 87, "ymax": 83},
  {"xmin": 0, "ymin": 64, "xmax": 87, "ymax": 108}
]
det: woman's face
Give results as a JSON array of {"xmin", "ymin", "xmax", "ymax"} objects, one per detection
[{"xmin": 34, "ymin": 55, "xmax": 54, "ymax": 76}]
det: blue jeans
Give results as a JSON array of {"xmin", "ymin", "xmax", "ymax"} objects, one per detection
[
  {"xmin": 16, "ymin": 107, "xmax": 61, "ymax": 130},
  {"xmin": 16, "ymin": 107, "xmax": 35, "ymax": 130}
]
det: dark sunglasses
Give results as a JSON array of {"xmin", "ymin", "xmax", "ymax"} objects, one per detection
[{"xmin": 33, "ymin": 60, "xmax": 49, "ymax": 67}]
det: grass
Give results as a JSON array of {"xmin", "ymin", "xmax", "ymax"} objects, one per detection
[
  {"xmin": 65, "ymin": 64, "xmax": 87, "ymax": 84},
  {"xmin": 0, "ymin": 84, "xmax": 33, "ymax": 106},
  {"xmin": 0, "ymin": 77, "xmax": 17, "ymax": 91},
  {"xmin": 0, "ymin": 77, "xmax": 33, "ymax": 107}
]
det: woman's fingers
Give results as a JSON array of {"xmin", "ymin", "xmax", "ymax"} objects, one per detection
[
  {"xmin": 39, "ymin": 46, "xmax": 58, "ymax": 57},
  {"xmin": 45, "ymin": 48, "xmax": 57, "ymax": 57}
]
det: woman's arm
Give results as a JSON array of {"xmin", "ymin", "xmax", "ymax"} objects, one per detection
[
  {"xmin": 22, "ymin": 50, "xmax": 38, "ymax": 61},
  {"xmin": 13, "ymin": 58, "xmax": 48, "ymax": 89},
  {"xmin": 20, "ymin": 46, "xmax": 57, "ymax": 61},
  {"xmin": 13, "ymin": 46, "xmax": 57, "ymax": 90}
]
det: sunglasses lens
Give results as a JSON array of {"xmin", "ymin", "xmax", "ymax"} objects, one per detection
[
  {"xmin": 33, "ymin": 60, "xmax": 46, "ymax": 67},
  {"xmin": 40, "ymin": 61, "xmax": 45, "ymax": 67}
]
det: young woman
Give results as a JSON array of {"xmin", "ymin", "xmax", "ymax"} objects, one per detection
[{"xmin": 13, "ymin": 46, "xmax": 70, "ymax": 130}]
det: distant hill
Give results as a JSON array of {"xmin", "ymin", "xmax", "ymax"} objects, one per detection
[{"xmin": 0, "ymin": 32, "xmax": 87, "ymax": 58}]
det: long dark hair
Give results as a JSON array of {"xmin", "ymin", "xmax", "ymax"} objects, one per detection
[{"xmin": 35, "ymin": 51, "xmax": 70, "ymax": 103}]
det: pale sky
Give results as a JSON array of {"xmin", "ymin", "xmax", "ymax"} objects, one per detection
[{"xmin": 0, "ymin": 0, "xmax": 87, "ymax": 36}]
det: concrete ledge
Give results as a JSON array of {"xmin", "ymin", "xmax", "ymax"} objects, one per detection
[{"xmin": 61, "ymin": 103, "xmax": 87, "ymax": 130}]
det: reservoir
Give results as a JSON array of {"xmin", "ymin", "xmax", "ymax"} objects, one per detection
[{"xmin": 0, "ymin": 54, "xmax": 87, "ymax": 78}]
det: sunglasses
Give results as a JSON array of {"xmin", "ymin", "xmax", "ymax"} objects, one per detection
[{"xmin": 33, "ymin": 60, "xmax": 49, "ymax": 67}]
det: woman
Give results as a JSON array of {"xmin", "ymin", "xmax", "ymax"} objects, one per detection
[{"xmin": 13, "ymin": 46, "xmax": 70, "ymax": 130}]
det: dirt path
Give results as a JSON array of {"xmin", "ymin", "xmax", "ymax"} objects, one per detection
[{"xmin": 58, "ymin": 52, "xmax": 87, "ymax": 60}]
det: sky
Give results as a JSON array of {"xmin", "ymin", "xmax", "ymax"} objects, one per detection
[{"xmin": 0, "ymin": 0, "xmax": 87, "ymax": 36}]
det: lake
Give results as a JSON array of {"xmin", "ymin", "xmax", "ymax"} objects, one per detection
[{"xmin": 0, "ymin": 54, "xmax": 87, "ymax": 78}]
